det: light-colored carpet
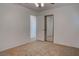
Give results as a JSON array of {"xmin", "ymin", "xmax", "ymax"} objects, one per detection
[{"xmin": 0, "ymin": 40, "xmax": 79, "ymax": 56}]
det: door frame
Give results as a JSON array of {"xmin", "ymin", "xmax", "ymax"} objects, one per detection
[{"xmin": 44, "ymin": 15, "xmax": 54, "ymax": 42}]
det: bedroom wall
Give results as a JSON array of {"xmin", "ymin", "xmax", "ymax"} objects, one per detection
[
  {"xmin": 37, "ymin": 4, "xmax": 79, "ymax": 48},
  {"xmin": 0, "ymin": 3, "xmax": 37, "ymax": 51}
]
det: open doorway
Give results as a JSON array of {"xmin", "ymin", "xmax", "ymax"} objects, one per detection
[
  {"xmin": 44, "ymin": 15, "xmax": 54, "ymax": 42},
  {"xmin": 30, "ymin": 15, "xmax": 36, "ymax": 40}
]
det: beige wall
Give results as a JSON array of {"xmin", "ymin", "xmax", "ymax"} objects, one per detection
[
  {"xmin": 37, "ymin": 4, "xmax": 79, "ymax": 48},
  {"xmin": 0, "ymin": 4, "xmax": 37, "ymax": 51}
]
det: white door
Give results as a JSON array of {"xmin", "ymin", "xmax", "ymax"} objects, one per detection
[{"xmin": 36, "ymin": 16, "xmax": 44, "ymax": 41}]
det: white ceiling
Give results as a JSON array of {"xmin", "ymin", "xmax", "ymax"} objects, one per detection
[
  {"xmin": 17, "ymin": 3, "xmax": 55, "ymax": 12},
  {"xmin": 17, "ymin": 3, "xmax": 79, "ymax": 12}
]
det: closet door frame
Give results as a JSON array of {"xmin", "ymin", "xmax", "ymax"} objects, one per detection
[{"xmin": 44, "ymin": 15, "xmax": 54, "ymax": 42}]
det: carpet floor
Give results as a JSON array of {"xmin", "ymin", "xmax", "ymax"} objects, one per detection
[{"xmin": 0, "ymin": 40, "xmax": 79, "ymax": 56}]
